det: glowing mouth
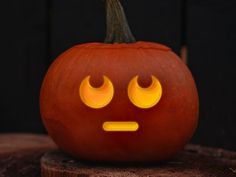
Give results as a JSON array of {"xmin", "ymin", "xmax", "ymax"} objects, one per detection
[{"xmin": 102, "ymin": 122, "xmax": 139, "ymax": 132}]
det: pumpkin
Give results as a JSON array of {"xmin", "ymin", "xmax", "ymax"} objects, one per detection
[{"xmin": 40, "ymin": 0, "xmax": 198, "ymax": 163}]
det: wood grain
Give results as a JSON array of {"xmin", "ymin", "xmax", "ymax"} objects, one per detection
[
  {"xmin": 0, "ymin": 134, "xmax": 56, "ymax": 177},
  {"xmin": 41, "ymin": 144, "xmax": 236, "ymax": 177}
]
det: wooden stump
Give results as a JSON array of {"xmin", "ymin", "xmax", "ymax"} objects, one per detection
[
  {"xmin": 0, "ymin": 134, "xmax": 56, "ymax": 177},
  {"xmin": 41, "ymin": 144, "xmax": 236, "ymax": 177}
]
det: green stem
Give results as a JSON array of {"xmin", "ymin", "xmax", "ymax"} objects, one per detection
[{"xmin": 104, "ymin": 0, "xmax": 136, "ymax": 43}]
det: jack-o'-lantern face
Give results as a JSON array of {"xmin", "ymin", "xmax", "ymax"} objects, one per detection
[
  {"xmin": 79, "ymin": 75, "xmax": 162, "ymax": 132},
  {"xmin": 40, "ymin": 0, "xmax": 198, "ymax": 163},
  {"xmin": 40, "ymin": 42, "xmax": 199, "ymax": 163}
]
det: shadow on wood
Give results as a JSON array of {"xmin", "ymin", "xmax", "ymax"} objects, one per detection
[
  {"xmin": 41, "ymin": 144, "xmax": 236, "ymax": 177},
  {"xmin": 0, "ymin": 134, "xmax": 56, "ymax": 177}
]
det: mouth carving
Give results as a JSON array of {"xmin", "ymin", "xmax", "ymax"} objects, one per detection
[{"xmin": 103, "ymin": 122, "xmax": 139, "ymax": 132}]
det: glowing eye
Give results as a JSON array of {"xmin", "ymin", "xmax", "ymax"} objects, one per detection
[
  {"xmin": 128, "ymin": 75, "xmax": 162, "ymax": 109},
  {"xmin": 79, "ymin": 76, "xmax": 114, "ymax": 109}
]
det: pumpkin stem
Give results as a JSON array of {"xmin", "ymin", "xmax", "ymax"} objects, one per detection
[{"xmin": 105, "ymin": 0, "xmax": 136, "ymax": 43}]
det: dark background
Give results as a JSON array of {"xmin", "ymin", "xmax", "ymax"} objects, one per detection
[{"xmin": 0, "ymin": 0, "xmax": 236, "ymax": 150}]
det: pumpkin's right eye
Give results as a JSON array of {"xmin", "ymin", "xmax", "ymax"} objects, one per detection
[
  {"xmin": 79, "ymin": 76, "xmax": 114, "ymax": 109},
  {"xmin": 128, "ymin": 75, "xmax": 163, "ymax": 109}
]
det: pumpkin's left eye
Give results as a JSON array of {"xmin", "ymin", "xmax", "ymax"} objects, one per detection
[
  {"xmin": 79, "ymin": 76, "xmax": 114, "ymax": 109},
  {"xmin": 128, "ymin": 75, "xmax": 163, "ymax": 109}
]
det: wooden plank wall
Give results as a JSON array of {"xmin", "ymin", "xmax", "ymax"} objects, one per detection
[
  {"xmin": 0, "ymin": 0, "xmax": 236, "ymax": 150},
  {"xmin": 187, "ymin": 0, "xmax": 236, "ymax": 150},
  {"xmin": 0, "ymin": 0, "xmax": 48, "ymax": 132}
]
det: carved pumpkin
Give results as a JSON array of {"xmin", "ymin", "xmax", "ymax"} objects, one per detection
[{"xmin": 40, "ymin": 0, "xmax": 198, "ymax": 163}]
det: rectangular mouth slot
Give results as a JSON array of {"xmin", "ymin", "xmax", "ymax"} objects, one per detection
[{"xmin": 103, "ymin": 122, "xmax": 139, "ymax": 132}]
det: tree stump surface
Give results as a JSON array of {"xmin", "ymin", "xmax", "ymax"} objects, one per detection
[
  {"xmin": 0, "ymin": 134, "xmax": 56, "ymax": 177},
  {"xmin": 41, "ymin": 144, "xmax": 236, "ymax": 177}
]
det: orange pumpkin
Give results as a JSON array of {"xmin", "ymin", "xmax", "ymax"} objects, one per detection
[{"xmin": 40, "ymin": 0, "xmax": 198, "ymax": 163}]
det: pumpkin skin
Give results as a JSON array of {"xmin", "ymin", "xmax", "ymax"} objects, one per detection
[{"xmin": 40, "ymin": 41, "xmax": 199, "ymax": 162}]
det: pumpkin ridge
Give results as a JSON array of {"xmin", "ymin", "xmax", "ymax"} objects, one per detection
[{"xmin": 73, "ymin": 42, "xmax": 171, "ymax": 51}]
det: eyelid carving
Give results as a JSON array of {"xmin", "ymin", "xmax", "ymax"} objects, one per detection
[
  {"xmin": 128, "ymin": 75, "xmax": 163, "ymax": 109},
  {"xmin": 79, "ymin": 76, "xmax": 114, "ymax": 109}
]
